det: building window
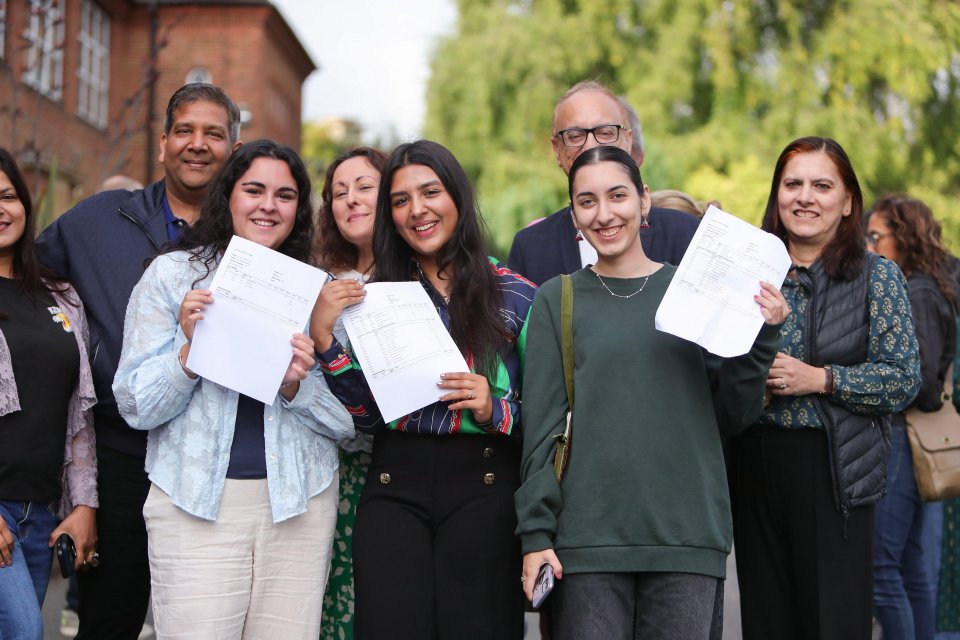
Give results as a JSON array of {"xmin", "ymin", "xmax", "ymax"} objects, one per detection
[
  {"xmin": 0, "ymin": 1, "xmax": 7, "ymax": 62},
  {"xmin": 77, "ymin": 0, "xmax": 110, "ymax": 128},
  {"xmin": 22, "ymin": 0, "xmax": 65, "ymax": 100}
]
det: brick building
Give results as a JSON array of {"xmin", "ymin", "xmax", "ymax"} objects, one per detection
[{"xmin": 0, "ymin": 0, "xmax": 315, "ymax": 217}]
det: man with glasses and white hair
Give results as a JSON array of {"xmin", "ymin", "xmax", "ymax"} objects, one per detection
[{"xmin": 508, "ymin": 81, "xmax": 698, "ymax": 285}]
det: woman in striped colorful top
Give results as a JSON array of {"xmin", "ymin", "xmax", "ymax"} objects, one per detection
[{"xmin": 311, "ymin": 140, "xmax": 535, "ymax": 640}]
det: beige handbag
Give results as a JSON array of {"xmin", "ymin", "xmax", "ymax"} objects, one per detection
[{"xmin": 906, "ymin": 365, "xmax": 960, "ymax": 501}]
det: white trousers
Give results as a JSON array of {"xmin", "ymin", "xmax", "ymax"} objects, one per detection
[{"xmin": 143, "ymin": 476, "xmax": 338, "ymax": 640}]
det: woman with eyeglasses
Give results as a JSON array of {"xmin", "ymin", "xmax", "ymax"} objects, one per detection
[
  {"xmin": 866, "ymin": 195, "xmax": 957, "ymax": 640},
  {"xmin": 729, "ymin": 137, "xmax": 922, "ymax": 640}
]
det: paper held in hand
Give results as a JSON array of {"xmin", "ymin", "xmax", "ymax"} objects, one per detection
[
  {"xmin": 654, "ymin": 205, "xmax": 791, "ymax": 357},
  {"xmin": 187, "ymin": 235, "xmax": 327, "ymax": 404},
  {"xmin": 340, "ymin": 281, "xmax": 470, "ymax": 423}
]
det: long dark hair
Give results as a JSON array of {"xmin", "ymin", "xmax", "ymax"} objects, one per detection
[
  {"xmin": 373, "ymin": 140, "xmax": 509, "ymax": 379},
  {"xmin": 761, "ymin": 136, "xmax": 865, "ymax": 280},
  {"xmin": 870, "ymin": 194, "xmax": 957, "ymax": 301},
  {"xmin": 316, "ymin": 147, "xmax": 388, "ymax": 273},
  {"xmin": 0, "ymin": 148, "xmax": 69, "ymax": 301},
  {"xmin": 177, "ymin": 139, "xmax": 315, "ymax": 285}
]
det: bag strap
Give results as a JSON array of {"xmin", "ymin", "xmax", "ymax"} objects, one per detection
[
  {"xmin": 944, "ymin": 363, "xmax": 955, "ymax": 404},
  {"xmin": 561, "ymin": 274, "xmax": 574, "ymax": 410}
]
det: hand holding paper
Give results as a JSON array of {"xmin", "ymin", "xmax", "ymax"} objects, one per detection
[
  {"xmin": 279, "ymin": 332, "xmax": 316, "ymax": 400},
  {"xmin": 655, "ymin": 205, "xmax": 791, "ymax": 357},
  {"xmin": 437, "ymin": 371, "xmax": 492, "ymax": 423},
  {"xmin": 178, "ymin": 288, "xmax": 213, "ymax": 342},
  {"xmin": 340, "ymin": 282, "xmax": 470, "ymax": 423},
  {"xmin": 186, "ymin": 236, "xmax": 328, "ymax": 404},
  {"xmin": 754, "ymin": 281, "xmax": 790, "ymax": 326},
  {"xmin": 310, "ymin": 278, "xmax": 366, "ymax": 353}
]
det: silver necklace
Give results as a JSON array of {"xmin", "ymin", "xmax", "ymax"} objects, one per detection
[{"xmin": 595, "ymin": 270, "xmax": 649, "ymax": 299}]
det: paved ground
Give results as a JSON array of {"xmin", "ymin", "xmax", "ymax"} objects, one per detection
[
  {"xmin": 41, "ymin": 547, "xmax": 878, "ymax": 640},
  {"xmin": 41, "ymin": 568, "xmax": 155, "ymax": 640},
  {"xmin": 39, "ymin": 558, "xmax": 737, "ymax": 640}
]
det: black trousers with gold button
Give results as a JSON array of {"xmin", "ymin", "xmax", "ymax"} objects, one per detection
[{"xmin": 352, "ymin": 430, "xmax": 525, "ymax": 640}]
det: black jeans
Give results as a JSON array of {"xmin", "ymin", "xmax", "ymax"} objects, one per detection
[{"xmin": 76, "ymin": 446, "xmax": 151, "ymax": 640}]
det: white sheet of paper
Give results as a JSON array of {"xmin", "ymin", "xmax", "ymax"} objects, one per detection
[
  {"xmin": 341, "ymin": 282, "xmax": 470, "ymax": 423},
  {"xmin": 655, "ymin": 205, "xmax": 791, "ymax": 357},
  {"xmin": 187, "ymin": 235, "xmax": 327, "ymax": 404}
]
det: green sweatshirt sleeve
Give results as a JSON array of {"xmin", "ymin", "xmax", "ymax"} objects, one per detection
[
  {"xmin": 706, "ymin": 321, "xmax": 783, "ymax": 436},
  {"xmin": 514, "ymin": 280, "xmax": 568, "ymax": 554}
]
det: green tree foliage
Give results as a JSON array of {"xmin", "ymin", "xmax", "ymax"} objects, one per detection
[{"xmin": 424, "ymin": 0, "xmax": 960, "ymax": 250}]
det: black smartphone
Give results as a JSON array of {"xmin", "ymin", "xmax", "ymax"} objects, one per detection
[
  {"xmin": 56, "ymin": 533, "xmax": 76, "ymax": 578},
  {"xmin": 531, "ymin": 562, "xmax": 555, "ymax": 609}
]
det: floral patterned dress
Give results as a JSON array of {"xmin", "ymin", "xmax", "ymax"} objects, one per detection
[
  {"xmin": 321, "ymin": 268, "xmax": 371, "ymax": 640},
  {"xmin": 320, "ymin": 448, "xmax": 371, "ymax": 640}
]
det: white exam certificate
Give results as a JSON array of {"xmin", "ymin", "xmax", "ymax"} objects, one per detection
[
  {"xmin": 341, "ymin": 282, "xmax": 470, "ymax": 423},
  {"xmin": 655, "ymin": 205, "xmax": 791, "ymax": 357},
  {"xmin": 187, "ymin": 235, "xmax": 327, "ymax": 404}
]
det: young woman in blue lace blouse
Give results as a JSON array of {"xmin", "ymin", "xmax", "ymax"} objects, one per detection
[
  {"xmin": 114, "ymin": 140, "xmax": 353, "ymax": 639},
  {"xmin": 312, "ymin": 140, "xmax": 535, "ymax": 639},
  {"xmin": 730, "ymin": 137, "xmax": 922, "ymax": 640}
]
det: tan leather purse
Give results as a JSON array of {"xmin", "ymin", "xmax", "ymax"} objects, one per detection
[{"xmin": 906, "ymin": 365, "xmax": 960, "ymax": 501}]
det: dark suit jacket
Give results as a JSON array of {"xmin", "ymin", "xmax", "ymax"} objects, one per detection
[{"xmin": 507, "ymin": 206, "xmax": 699, "ymax": 286}]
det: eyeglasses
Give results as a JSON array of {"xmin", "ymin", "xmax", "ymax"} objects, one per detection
[
  {"xmin": 865, "ymin": 231, "xmax": 891, "ymax": 246},
  {"xmin": 554, "ymin": 124, "xmax": 626, "ymax": 148}
]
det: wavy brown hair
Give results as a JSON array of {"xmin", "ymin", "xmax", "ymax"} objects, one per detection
[
  {"xmin": 870, "ymin": 194, "xmax": 957, "ymax": 301},
  {"xmin": 761, "ymin": 136, "xmax": 865, "ymax": 281},
  {"xmin": 315, "ymin": 147, "xmax": 388, "ymax": 273}
]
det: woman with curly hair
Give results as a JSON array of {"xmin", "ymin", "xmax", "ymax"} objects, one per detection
[
  {"xmin": 867, "ymin": 194, "xmax": 957, "ymax": 640},
  {"xmin": 313, "ymin": 147, "xmax": 387, "ymax": 639},
  {"xmin": 113, "ymin": 139, "xmax": 353, "ymax": 639}
]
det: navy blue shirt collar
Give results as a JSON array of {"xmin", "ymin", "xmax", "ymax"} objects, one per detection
[{"xmin": 161, "ymin": 194, "xmax": 187, "ymax": 242}]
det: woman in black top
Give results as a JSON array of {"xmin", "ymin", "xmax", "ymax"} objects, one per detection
[{"xmin": 0, "ymin": 149, "xmax": 97, "ymax": 639}]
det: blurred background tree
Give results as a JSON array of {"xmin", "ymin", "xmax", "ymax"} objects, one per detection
[{"xmin": 420, "ymin": 0, "xmax": 960, "ymax": 254}]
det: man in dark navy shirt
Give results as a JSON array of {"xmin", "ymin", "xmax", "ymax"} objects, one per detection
[
  {"xmin": 508, "ymin": 81, "xmax": 698, "ymax": 285},
  {"xmin": 37, "ymin": 83, "xmax": 242, "ymax": 640}
]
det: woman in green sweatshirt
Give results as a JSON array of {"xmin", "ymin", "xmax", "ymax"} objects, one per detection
[{"xmin": 515, "ymin": 146, "xmax": 788, "ymax": 640}]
